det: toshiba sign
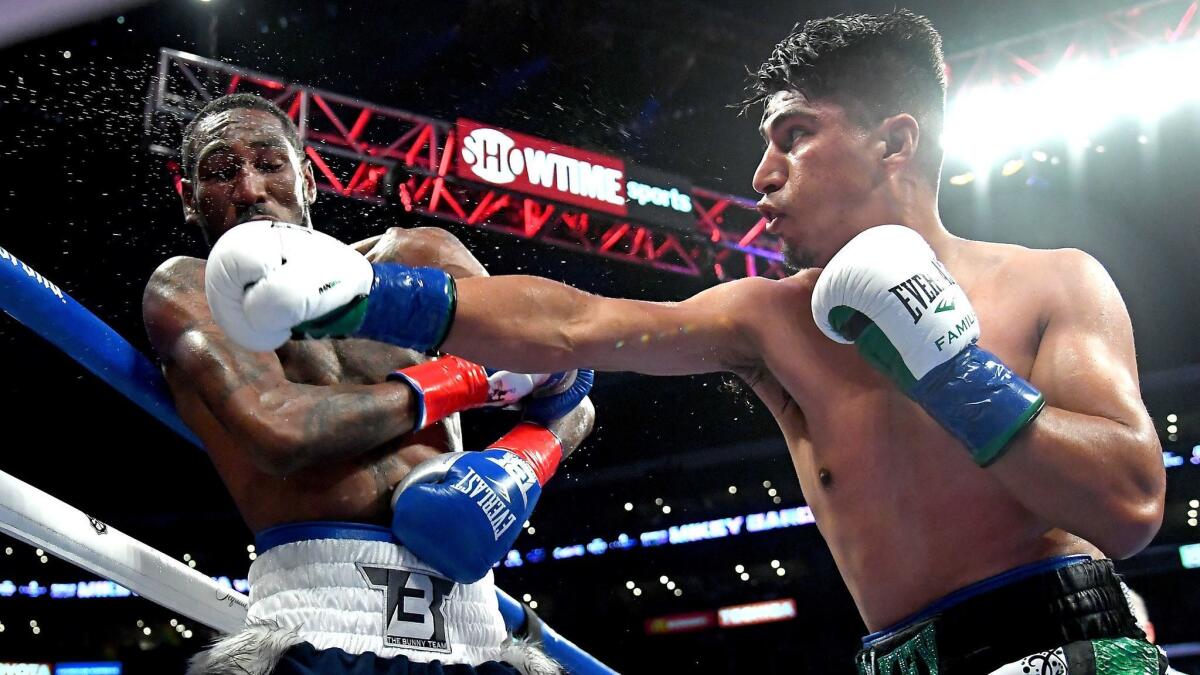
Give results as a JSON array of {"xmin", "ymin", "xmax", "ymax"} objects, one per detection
[{"xmin": 456, "ymin": 119, "xmax": 627, "ymax": 216}]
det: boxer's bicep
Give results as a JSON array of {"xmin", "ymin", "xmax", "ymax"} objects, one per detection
[
  {"xmin": 1028, "ymin": 250, "xmax": 1148, "ymax": 430},
  {"xmin": 144, "ymin": 261, "xmax": 299, "ymax": 452},
  {"xmin": 366, "ymin": 227, "xmax": 489, "ymax": 280}
]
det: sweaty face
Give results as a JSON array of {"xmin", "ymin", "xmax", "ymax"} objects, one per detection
[
  {"xmin": 184, "ymin": 108, "xmax": 313, "ymax": 246},
  {"xmin": 752, "ymin": 90, "xmax": 882, "ymax": 269}
]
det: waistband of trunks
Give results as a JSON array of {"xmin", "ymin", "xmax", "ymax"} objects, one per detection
[{"xmin": 856, "ymin": 558, "xmax": 1144, "ymax": 674}]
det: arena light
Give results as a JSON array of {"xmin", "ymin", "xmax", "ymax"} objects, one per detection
[
  {"xmin": 1001, "ymin": 159, "xmax": 1025, "ymax": 177},
  {"xmin": 1181, "ymin": 543, "xmax": 1200, "ymax": 568},
  {"xmin": 942, "ymin": 39, "xmax": 1200, "ymax": 168}
]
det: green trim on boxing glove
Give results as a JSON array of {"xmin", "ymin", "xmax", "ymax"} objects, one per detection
[
  {"xmin": 293, "ymin": 295, "xmax": 370, "ymax": 340},
  {"xmin": 827, "ymin": 305, "xmax": 919, "ymax": 391}
]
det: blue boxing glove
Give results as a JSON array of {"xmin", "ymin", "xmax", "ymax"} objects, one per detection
[
  {"xmin": 390, "ymin": 423, "xmax": 565, "ymax": 583},
  {"xmin": 205, "ymin": 221, "xmax": 455, "ymax": 352},
  {"xmin": 811, "ymin": 226, "xmax": 1044, "ymax": 466}
]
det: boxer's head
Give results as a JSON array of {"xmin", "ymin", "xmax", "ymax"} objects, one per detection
[
  {"xmin": 180, "ymin": 93, "xmax": 316, "ymax": 247},
  {"xmin": 743, "ymin": 10, "xmax": 946, "ymax": 269}
]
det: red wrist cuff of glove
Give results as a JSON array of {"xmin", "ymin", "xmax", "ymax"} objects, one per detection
[
  {"xmin": 487, "ymin": 422, "xmax": 563, "ymax": 485},
  {"xmin": 388, "ymin": 355, "xmax": 490, "ymax": 429}
]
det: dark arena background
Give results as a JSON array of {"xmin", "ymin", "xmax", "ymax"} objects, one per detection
[{"xmin": 1, "ymin": 0, "xmax": 1200, "ymax": 673}]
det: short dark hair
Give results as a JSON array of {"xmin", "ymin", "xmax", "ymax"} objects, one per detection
[
  {"xmin": 180, "ymin": 93, "xmax": 303, "ymax": 177},
  {"xmin": 742, "ymin": 10, "xmax": 947, "ymax": 181}
]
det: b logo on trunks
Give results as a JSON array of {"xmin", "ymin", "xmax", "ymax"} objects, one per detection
[{"xmin": 358, "ymin": 564, "xmax": 455, "ymax": 653}]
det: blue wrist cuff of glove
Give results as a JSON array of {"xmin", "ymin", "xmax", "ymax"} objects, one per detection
[
  {"xmin": 356, "ymin": 263, "xmax": 456, "ymax": 352},
  {"xmin": 908, "ymin": 344, "xmax": 1045, "ymax": 467},
  {"xmin": 525, "ymin": 369, "xmax": 594, "ymax": 425}
]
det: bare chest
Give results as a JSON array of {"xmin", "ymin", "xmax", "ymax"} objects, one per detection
[{"xmin": 753, "ymin": 269, "xmax": 1046, "ymax": 509}]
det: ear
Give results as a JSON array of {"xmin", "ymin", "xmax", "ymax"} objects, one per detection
[
  {"xmin": 180, "ymin": 178, "xmax": 201, "ymax": 228},
  {"xmin": 879, "ymin": 113, "xmax": 920, "ymax": 169},
  {"xmin": 302, "ymin": 159, "xmax": 318, "ymax": 205}
]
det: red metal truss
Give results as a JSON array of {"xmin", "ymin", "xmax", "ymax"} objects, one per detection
[
  {"xmin": 144, "ymin": 49, "xmax": 783, "ymax": 280},
  {"xmin": 945, "ymin": 0, "xmax": 1198, "ymax": 92}
]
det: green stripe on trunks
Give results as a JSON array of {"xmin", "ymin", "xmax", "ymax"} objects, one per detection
[
  {"xmin": 856, "ymin": 623, "xmax": 939, "ymax": 675},
  {"xmin": 1093, "ymin": 637, "xmax": 1161, "ymax": 674}
]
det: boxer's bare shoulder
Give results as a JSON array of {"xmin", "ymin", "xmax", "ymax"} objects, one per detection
[{"xmin": 359, "ymin": 226, "xmax": 488, "ymax": 279}]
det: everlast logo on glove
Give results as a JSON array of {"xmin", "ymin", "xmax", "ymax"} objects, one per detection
[
  {"xmin": 485, "ymin": 453, "xmax": 538, "ymax": 507},
  {"xmin": 450, "ymin": 469, "xmax": 520, "ymax": 541},
  {"xmin": 886, "ymin": 259, "xmax": 958, "ymax": 324}
]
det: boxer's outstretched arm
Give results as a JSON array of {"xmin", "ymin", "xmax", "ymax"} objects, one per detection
[
  {"xmin": 144, "ymin": 256, "xmax": 422, "ymax": 476},
  {"xmin": 988, "ymin": 249, "xmax": 1164, "ymax": 559},
  {"xmin": 443, "ymin": 274, "xmax": 777, "ymax": 376}
]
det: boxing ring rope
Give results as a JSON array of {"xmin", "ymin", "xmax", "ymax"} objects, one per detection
[{"xmin": 0, "ymin": 243, "xmax": 616, "ymax": 675}]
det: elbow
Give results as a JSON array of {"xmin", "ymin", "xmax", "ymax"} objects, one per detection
[
  {"xmin": 1100, "ymin": 497, "xmax": 1163, "ymax": 559},
  {"xmin": 1101, "ymin": 428, "xmax": 1167, "ymax": 559},
  {"xmin": 552, "ymin": 322, "xmax": 583, "ymax": 365}
]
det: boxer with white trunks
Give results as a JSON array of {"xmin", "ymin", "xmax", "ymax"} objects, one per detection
[{"xmin": 142, "ymin": 93, "xmax": 593, "ymax": 675}]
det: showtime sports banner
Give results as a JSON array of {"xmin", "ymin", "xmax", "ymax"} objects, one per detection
[{"xmin": 456, "ymin": 119, "xmax": 628, "ymax": 217}]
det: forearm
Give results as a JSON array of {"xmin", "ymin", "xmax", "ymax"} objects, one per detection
[
  {"xmin": 445, "ymin": 275, "xmax": 604, "ymax": 371},
  {"xmin": 446, "ymin": 275, "xmax": 737, "ymax": 376},
  {"xmin": 251, "ymin": 381, "xmax": 419, "ymax": 474},
  {"xmin": 988, "ymin": 405, "xmax": 1164, "ymax": 558}
]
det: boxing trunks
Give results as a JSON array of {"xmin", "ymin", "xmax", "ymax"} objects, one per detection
[
  {"xmin": 855, "ymin": 556, "xmax": 1168, "ymax": 674},
  {"xmin": 187, "ymin": 522, "xmax": 556, "ymax": 675}
]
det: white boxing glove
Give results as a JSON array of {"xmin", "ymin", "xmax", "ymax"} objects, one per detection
[
  {"xmin": 811, "ymin": 224, "xmax": 978, "ymax": 383},
  {"xmin": 810, "ymin": 225, "xmax": 1043, "ymax": 466},
  {"xmin": 205, "ymin": 221, "xmax": 372, "ymax": 351}
]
